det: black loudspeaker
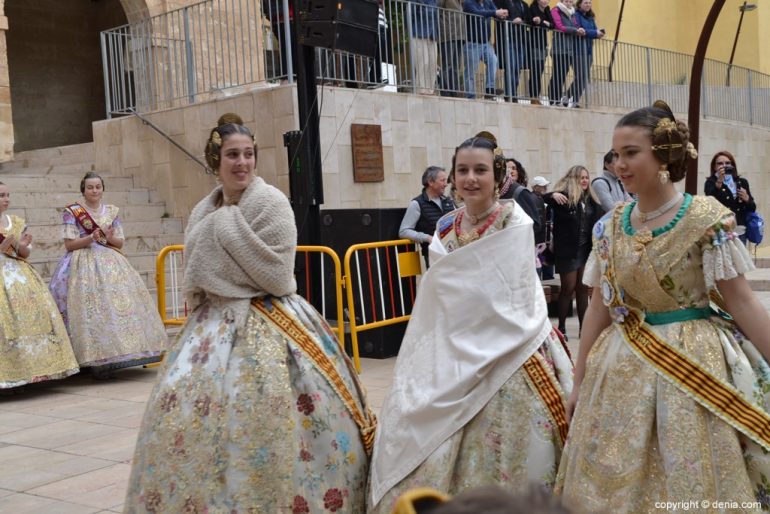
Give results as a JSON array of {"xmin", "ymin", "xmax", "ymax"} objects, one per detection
[
  {"xmin": 315, "ymin": 208, "xmax": 411, "ymax": 358},
  {"xmin": 297, "ymin": 0, "xmax": 379, "ymax": 57}
]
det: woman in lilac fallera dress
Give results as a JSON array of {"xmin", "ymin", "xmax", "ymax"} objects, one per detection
[{"xmin": 49, "ymin": 172, "xmax": 166, "ymax": 376}]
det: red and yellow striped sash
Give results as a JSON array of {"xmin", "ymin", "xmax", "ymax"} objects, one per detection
[
  {"xmin": 251, "ymin": 298, "xmax": 377, "ymax": 456},
  {"xmin": 620, "ymin": 309, "xmax": 770, "ymax": 450},
  {"xmin": 523, "ymin": 352, "xmax": 569, "ymax": 446}
]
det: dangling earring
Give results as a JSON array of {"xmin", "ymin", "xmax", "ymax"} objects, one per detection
[
  {"xmin": 453, "ymin": 188, "xmax": 463, "ymax": 204},
  {"xmin": 494, "ymin": 185, "xmax": 500, "ymax": 200},
  {"xmin": 658, "ymin": 164, "xmax": 670, "ymax": 184}
]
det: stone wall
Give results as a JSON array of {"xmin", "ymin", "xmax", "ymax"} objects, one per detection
[{"xmin": 92, "ymin": 84, "xmax": 770, "ymax": 244}]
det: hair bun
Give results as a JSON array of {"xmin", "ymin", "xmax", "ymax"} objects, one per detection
[
  {"xmin": 474, "ymin": 131, "xmax": 498, "ymax": 147},
  {"xmin": 217, "ymin": 113, "xmax": 243, "ymax": 127},
  {"xmin": 652, "ymin": 100, "xmax": 675, "ymax": 120}
]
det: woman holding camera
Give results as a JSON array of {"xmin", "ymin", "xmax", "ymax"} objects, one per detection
[{"xmin": 704, "ymin": 150, "xmax": 756, "ymax": 244}]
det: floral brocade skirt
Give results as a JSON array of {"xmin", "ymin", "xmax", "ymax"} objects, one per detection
[
  {"xmin": 124, "ymin": 295, "xmax": 369, "ymax": 514},
  {"xmin": 49, "ymin": 245, "xmax": 165, "ymax": 367},
  {"xmin": 369, "ymin": 329, "xmax": 573, "ymax": 514},
  {"xmin": 556, "ymin": 318, "xmax": 770, "ymax": 514},
  {"xmin": 0, "ymin": 255, "xmax": 79, "ymax": 388}
]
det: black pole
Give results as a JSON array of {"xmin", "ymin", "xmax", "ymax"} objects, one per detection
[
  {"xmin": 726, "ymin": 1, "xmax": 749, "ymax": 87},
  {"xmin": 289, "ymin": 0, "xmax": 324, "ymax": 246},
  {"xmin": 686, "ymin": 0, "xmax": 727, "ymax": 195},
  {"xmin": 607, "ymin": 0, "xmax": 626, "ymax": 83}
]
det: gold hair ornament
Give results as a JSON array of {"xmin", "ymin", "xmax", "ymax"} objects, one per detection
[{"xmin": 211, "ymin": 131, "xmax": 222, "ymax": 147}]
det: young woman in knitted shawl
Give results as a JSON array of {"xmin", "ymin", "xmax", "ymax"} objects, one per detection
[{"xmin": 124, "ymin": 114, "xmax": 375, "ymax": 514}]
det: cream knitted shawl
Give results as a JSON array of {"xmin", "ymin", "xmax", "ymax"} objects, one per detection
[{"xmin": 183, "ymin": 176, "xmax": 297, "ymax": 328}]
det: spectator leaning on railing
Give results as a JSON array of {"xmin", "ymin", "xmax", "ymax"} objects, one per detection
[
  {"xmin": 549, "ymin": 0, "xmax": 585, "ymax": 106},
  {"xmin": 493, "ymin": 0, "xmax": 528, "ymax": 102},
  {"xmin": 463, "ymin": 0, "xmax": 507, "ymax": 99},
  {"xmin": 526, "ymin": 0, "xmax": 554, "ymax": 101},
  {"xmin": 438, "ymin": 0, "xmax": 467, "ymax": 96},
  {"xmin": 570, "ymin": 0, "xmax": 604, "ymax": 107},
  {"xmin": 409, "ymin": 0, "xmax": 440, "ymax": 95},
  {"xmin": 399, "ymin": 166, "xmax": 456, "ymax": 267}
]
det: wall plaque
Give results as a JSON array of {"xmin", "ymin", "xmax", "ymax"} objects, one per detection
[{"xmin": 351, "ymin": 123, "xmax": 384, "ymax": 182}]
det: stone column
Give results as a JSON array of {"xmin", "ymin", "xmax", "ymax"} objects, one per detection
[{"xmin": 0, "ymin": 0, "xmax": 14, "ymax": 162}]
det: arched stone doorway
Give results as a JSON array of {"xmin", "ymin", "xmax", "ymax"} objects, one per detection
[{"xmin": 6, "ymin": 0, "xmax": 129, "ymax": 151}]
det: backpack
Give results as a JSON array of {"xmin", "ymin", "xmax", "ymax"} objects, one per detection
[
  {"xmin": 746, "ymin": 211, "xmax": 764, "ymax": 245},
  {"xmin": 591, "ymin": 177, "xmax": 612, "ymax": 194}
]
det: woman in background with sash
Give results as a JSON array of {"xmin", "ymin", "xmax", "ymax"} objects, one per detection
[
  {"xmin": 48, "ymin": 172, "xmax": 165, "ymax": 376},
  {"xmin": 0, "ymin": 182, "xmax": 79, "ymax": 390},
  {"xmin": 124, "ymin": 114, "xmax": 374, "ymax": 513},
  {"xmin": 556, "ymin": 101, "xmax": 770, "ymax": 513},
  {"xmin": 369, "ymin": 133, "xmax": 573, "ymax": 513}
]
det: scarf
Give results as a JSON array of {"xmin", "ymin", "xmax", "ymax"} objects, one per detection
[
  {"xmin": 556, "ymin": 1, "xmax": 575, "ymax": 16},
  {"xmin": 183, "ymin": 177, "xmax": 297, "ymax": 329}
]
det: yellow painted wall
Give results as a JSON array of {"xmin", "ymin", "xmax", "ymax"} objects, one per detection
[{"xmin": 592, "ymin": 0, "xmax": 768, "ymax": 75}]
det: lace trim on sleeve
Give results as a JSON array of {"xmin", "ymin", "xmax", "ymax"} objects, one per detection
[{"xmin": 702, "ymin": 214, "xmax": 755, "ymax": 289}]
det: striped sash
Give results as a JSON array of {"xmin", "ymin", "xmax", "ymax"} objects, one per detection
[
  {"xmin": 251, "ymin": 297, "xmax": 377, "ymax": 456},
  {"xmin": 597, "ymin": 212, "xmax": 770, "ymax": 451},
  {"xmin": 522, "ymin": 351, "xmax": 569, "ymax": 446}
]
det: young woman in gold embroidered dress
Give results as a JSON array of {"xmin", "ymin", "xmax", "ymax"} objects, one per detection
[
  {"xmin": 369, "ymin": 134, "xmax": 573, "ymax": 513},
  {"xmin": 0, "ymin": 182, "xmax": 79, "ymax": 391},
  {"xmin": 124, "ymin": 114, "xmax": 373, "ymax": 513},
  {"xmin": 48, "ymin": 172, "xmax": 166, "ymax": 377},
  {"xmin": 556, "ymin": 101, "xmax": 770, "ymax": 513}
]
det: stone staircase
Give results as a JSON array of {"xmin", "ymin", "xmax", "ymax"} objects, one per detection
[{"xmin": 0, "ymin": 142, "xmax": 185, "ymax": 301}]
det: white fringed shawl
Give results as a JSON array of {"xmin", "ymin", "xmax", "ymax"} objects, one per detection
[{"xmin": 183, "ymin": 177, "xmax": 297, "ymax": 328}]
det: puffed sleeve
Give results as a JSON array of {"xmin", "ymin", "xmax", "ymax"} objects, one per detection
[
  {"xmin": 61, "ymin": 209, "xmax": 80, "ymax": 239},
  {"xmin": 701, "ymin": 213, "xmax": 755, "ymax": 289},
  {"xmin": 111, "ymin": 214, "xmax": 125, "ymax": 240}
]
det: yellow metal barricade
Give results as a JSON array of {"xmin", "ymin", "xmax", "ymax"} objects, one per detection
[
  {"xmin": 343, "ymin": 239, "xmax": 422, "ymax": 373},
  {"xmin": 154, "ymin": 244, "xmax": 346, "ymax": 351},
  {"xmin": 155, "ymin": 245, "xmax": 187, "ymax": 326}
]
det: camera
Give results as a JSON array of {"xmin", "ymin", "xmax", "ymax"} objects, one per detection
[{"xmin": 724, "ymin": 165, "xmax": 735, "ymax": 174}]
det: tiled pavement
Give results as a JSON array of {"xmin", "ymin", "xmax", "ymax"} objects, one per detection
[{"xmin": 1, "ymin": 293, "xmax": 768, "ymax": 512}]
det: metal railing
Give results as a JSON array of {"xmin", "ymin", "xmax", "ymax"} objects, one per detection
[{"xmin": 101, "ymin": 0, "xmax": 770, "ymax": 128}]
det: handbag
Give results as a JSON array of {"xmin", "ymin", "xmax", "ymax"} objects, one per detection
[{"xmin": 746, "ymin": 211, "xmax": 764, "ymax": 245}]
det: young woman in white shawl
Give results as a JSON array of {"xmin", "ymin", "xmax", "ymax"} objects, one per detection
[
  {"xmin": 124, "ymin": 114, "xmax": 375, "ymax": 514},
  {"xmin": 368, "ymin": 133, "xmax": 574, "ymax": 513}
]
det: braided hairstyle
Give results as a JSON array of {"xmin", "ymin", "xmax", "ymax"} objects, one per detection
[
  {"xmin": 450, "ymin": 132, "xmax": 507, "ymax": 200},
  {"xmin": 204, "ymin": 113, "xmax": 257, "ymax": 173},
  {"xmin": 615, "ymin": 100, "xmax": 697, "ymax": 183}
]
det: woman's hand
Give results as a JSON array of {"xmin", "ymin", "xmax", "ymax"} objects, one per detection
[
  {"xmin": 737, "ymin": 187, "xmax": 749, "ymax": 202},
  {"xmin": 19, "ymin": 233, "xmax": 32, "ymax": 247},
  {"xmin": 551, "ymin": 192, "xmax": 569, "ymax": 205}
]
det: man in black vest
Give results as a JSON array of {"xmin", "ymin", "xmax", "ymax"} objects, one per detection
[{"xmin": 399, "ymin": 166, "xmax": 456, "ymax": 267}]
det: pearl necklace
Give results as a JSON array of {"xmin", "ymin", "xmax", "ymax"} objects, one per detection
[
  {"xmin": 466, "ymin": 202, "xmax": 499, "ymax": 224},
  {"xmin": 634, "ymin": 192, "xmax": 683, "ymax": 223}
]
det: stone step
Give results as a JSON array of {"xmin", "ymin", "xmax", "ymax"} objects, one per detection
[
  {"xmin": 28, "ymin": 236, "xmax": 184, "ymax": 271},
  {"xmin": 8, "ymin": 204, "xmax": 168, "ymax": 224},
  {"xmin": 746, "ymin": 267, "xmax": 770, "ymax": 291},
  {"xmin": 33, "ymin": 243, "xmax": 184, "ymax": 289},
  {"xmin": 0, "ymin": 162, "xmax": 97, "ymax": 176},
  {"xmin": 753, "ymin": 256, "xmax": 770, "ymax": 269},
  {"xmin": 26, "ymin": 227, "xmax": 184, "ymax": 258},
  {"xmin": 2, "ymin": 143, "xmax": 95, "ymax": 170},
  {"xmin": 9, "ymin": 189, "xmax": 158, "ymax": 207},
  {"xmin": 0, "ymin": 175, "xmax": 135, "ymax": 192},
  {"xmin": 29, "ymin": 218, "xmax": 183, "ymax": 241}
]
